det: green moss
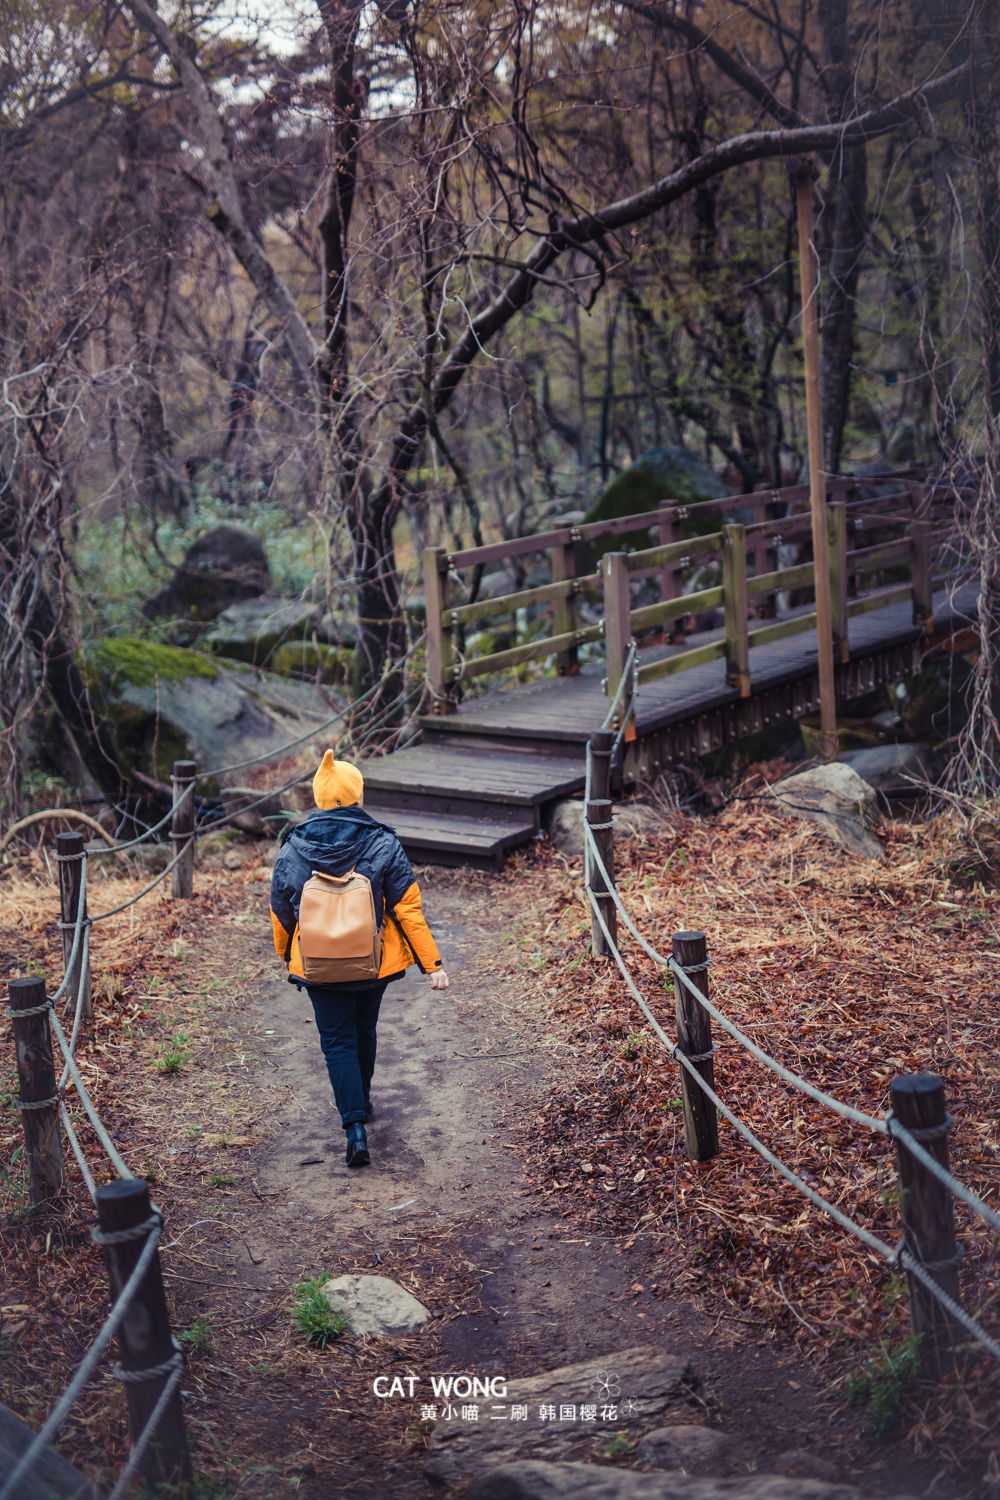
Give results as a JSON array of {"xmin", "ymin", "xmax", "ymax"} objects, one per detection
[
  {"xmin": 578, "ymin": 445, "xmax": 729, "ymax": 569},
  {"xmin": 86, "ymin": 638, "xmax": 219, "ymax": 692},
  {"xmin": 269, "ymin": 641, "xmax": 349, "ymax": 683}
]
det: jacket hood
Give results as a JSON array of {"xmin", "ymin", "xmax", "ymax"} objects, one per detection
[{"xmin": 285, "ymin": 807, "xmax": 383, "ymax": 871}]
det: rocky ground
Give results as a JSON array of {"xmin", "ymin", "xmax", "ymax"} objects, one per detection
[{"xmin": 0, "ymin": 799, "xmax": 997, "ymax": 1498}]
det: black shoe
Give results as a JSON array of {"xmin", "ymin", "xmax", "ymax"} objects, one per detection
[
  {"xmin": 345, "ymin": 1122, "xmax": 370, "ymax": 1167},
  {"xmin": 364, "ymin": 1099, "xmax": 375, "ymax": 1120}
]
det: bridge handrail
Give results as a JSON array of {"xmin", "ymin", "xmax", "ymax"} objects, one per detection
[{"xmin": 424, "ymin": 474, "xmax": 942, "ymax": 711}]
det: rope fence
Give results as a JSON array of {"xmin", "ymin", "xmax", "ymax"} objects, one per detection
[
  {"xmin": 0, "ymin": 633, "xmax": 434, "ymax": 1491},
  {"xmin": 579, "ymin": 678, "xmax": 1000, "ymax": 1385},
  {"xmin": 4, "ymin": 858, "xmax": 192, "ymax": 1497}
]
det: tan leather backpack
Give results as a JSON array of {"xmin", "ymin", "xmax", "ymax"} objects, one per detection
[{"xmin": 297, "ymin": 868, "xmax": 383, "ymax": 985}]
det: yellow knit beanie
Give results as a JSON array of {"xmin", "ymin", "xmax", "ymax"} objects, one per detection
[{"xmin": 312, "ymin": 751, "xmax": 364, "ymax": 809}]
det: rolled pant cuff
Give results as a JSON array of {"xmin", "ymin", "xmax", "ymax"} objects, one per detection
[{"xmin": 342, "ymin": 1110, "xmax": 367, "ymax": 1127}]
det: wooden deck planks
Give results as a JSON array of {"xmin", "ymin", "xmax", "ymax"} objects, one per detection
[
  {"xmin": 419, "ymin": 581, "xmax": 977, "ymax": 745},
  {"xmin": 380, "ymin": 580, "xmax": 977, "ymax": 868}
]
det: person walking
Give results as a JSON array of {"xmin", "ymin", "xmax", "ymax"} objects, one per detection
[{"xmin": 269, "ymin": 751, "xmax": 448, "ymax": 1167}]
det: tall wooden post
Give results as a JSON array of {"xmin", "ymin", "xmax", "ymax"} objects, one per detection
[
  {"xmin": 551, "ymin": 539, "xmax": 580, "ymax": 676},
  {"xmin": 423, "ymin": 546, "xmax": 457, "ymax": 713},
  {"xmin": 792, "ymin": 158, "xmax": 837, "ymax": 761},
  {"xmin": 671, "ymin": 932, "xmax": 718, "ymax": 1162},
  {"xmin": 56, "ymin": 832, "xmax": 91, "ymax": 1020},
  {"xmin": 170, "ymin": 761, "xmax": 196, "ymax": 900},
  {"xmin": 722, "ymin": 524, "xmax": 750, "ymax": 696},
  {"xmin": 829, "ymin": 500, "xmax": 850, "ymax": 663},
  {"xmin": 890, "ymin": 1074, "xmax": 961, "ymax": 1380},
  {"xmin": 657, "ymin": 502, "xmax": 687, "ymax": 640},
  {"xmin": 587, "ymin": 730, "xmax": 616, "ymax": 957},
  {"xmin": 911, "ymin": 483, "xmax": 934, "ymax": 629},
  {"xmin": 8, "ymin": 977, "xmax": 64, "ymax": 1204},
  {"xmin": 95, "ymin": 1179, "xmax": 192, "ymax": 1491},
  {"xmin": 603, "ymin": 551, "xmax": 633, "ymax": 721}
]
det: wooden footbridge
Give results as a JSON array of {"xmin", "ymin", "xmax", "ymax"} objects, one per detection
[{"xmin": 362, "ymin": 474, "xmax": 975, "ymax": 868}]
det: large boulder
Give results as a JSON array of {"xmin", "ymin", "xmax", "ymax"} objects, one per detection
[
  {"xmin": 425, "ymin": 1346, "xmax": 696, "ymax": 1489},
  {"xmin": 141, "ymin": 524, "xmax": 270, "ymax": 624},
  {"xmin": 840, "ymin": 744, "xmax": 938, "ymax": 795},
  {"xmin": 466, "ymin": 1462, "xmax": 896, "ymax": 1500},
  {"xmin": 767, "ymin": 764, "xmax": 885, "ymax": 860},
  {"xmin": 202, "ymin": 597, "xmax": 357, "ymax": 677},
  {"xmin": 548, "ymin": 801, "xmax": 672, "ymax": 858},
  {"xmin": 81, "ymin": 637, "xmax": 342, "ymax": 794},
  {"xmin": 577, "ymin": 448, "xmax": 731, "ymax": 570}
]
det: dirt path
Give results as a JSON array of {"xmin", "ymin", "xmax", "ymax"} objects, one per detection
[
  {"xmin": 0, "ymin": 842, "xmax": 975, "ymax": 1497},
  {"xmin": 185, "ymin": 870, "xmax": 947, "ymax": 1499}
]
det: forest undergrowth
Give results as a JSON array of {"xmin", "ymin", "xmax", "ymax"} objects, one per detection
[{"xmin": 493, "ymin": 786, "xmax": 1000, "ymax": 1468}]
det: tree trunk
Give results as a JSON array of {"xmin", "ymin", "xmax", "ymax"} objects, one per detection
[
  {"xmin": 821, "ymin": 141, "xmax": 867, "ymax": 472},
  {"xmin": 0, "ymin": 494, "xmax": 128, "ymax": 809},
  {"xmin": 959, "ymin": 0, "xmax": 1000, "ymax": 790},
  {"xmin": 818, "ymin": 0, "xmax": 868, "ymax": 474}
]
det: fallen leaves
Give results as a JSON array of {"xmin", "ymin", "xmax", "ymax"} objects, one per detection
[{"xmin": 497, "ymin": 795, "xmax": 1000, "ymax": 1459}]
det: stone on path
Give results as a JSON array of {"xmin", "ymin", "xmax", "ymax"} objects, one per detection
[
  {"xmin": 767, "ymin": 763, "xmax": 885, "ymax": 860},
  {"xmin": 548, "ymin": 801, "xmax": 672, "ymax": 858},
  {"xmin": 639, "ymin": 1426, "xmax": 731, "ymax": 1472},
  {"xmin": 466, "ymin": 1461, "xmax": 907, "ymax": 1500},
  {"xmin": 424, "ymin": 1346, "xmax": 696, "ymax": 1488},
  {"xmin": 320, "ymin": 1274, "xmax": 430, "ymax": 1337}
]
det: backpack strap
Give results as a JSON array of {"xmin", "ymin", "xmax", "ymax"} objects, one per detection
[{"xmin": 310, "ymin": 867, "xmax": 357, "ymax": 887}]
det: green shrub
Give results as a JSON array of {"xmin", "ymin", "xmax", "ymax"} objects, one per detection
[
  {"xmin": 844, "ymin": 1333, "xmax": 921, "ymax": 1434},
  {"xmin": 292, "ymin": 1275, "xmax": 348, "ymax": 1348}
]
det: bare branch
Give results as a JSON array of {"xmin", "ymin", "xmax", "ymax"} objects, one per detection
[{"xmin": 122, "ymin": 0, "xmax": 322, "ymax": 409}]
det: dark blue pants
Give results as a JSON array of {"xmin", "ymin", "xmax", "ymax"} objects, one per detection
[{"xmin": 306, "ymin": 982, "xmax": 388, "ymax": 1128}]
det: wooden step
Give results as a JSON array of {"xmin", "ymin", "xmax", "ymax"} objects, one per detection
[
  {"xmin": 361, "ymin": 742, "xmax": 584, "ymax": 809},
  {"xmin": 364, "ymin": 804, "xmax": 538, "ymax": 872}
]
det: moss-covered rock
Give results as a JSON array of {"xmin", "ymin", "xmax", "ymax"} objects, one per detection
[
  {"xmin": 87, "ymin": 639, "xmax": 219, "ymax": 691},
  {"xmin": 80, "ymin": 636, "xmax": 342, "ymax": 792},
  {"xmin": 577, "ymin": 446, "xmax": 731, "ymax": 570}
]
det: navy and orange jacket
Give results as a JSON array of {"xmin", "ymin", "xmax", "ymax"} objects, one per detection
[{"xmin": 269, "ymin": 806, "xmax": 442, "ymax": 988}]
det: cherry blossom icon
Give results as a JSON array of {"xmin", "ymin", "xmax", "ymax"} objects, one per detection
[
  {"xmin": 590, "ymin": 1369, "xmax": 621, "ymax": 1399},
  {"xmin": 621, "ymin": 1397, "xmax": 642, "ymax": 1418}
]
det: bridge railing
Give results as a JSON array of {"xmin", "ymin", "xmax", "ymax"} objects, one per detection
[
  {"xmin": 421, "ymin": 471, "xmax": 954, "ymax": 713},
  {"xmin": 604, "ymin": 479, "xmax": 960, "ymax": 712}
]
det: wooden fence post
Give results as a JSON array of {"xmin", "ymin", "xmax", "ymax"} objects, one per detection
[
  {"xmin": 423, "ymin": 546, "xmax": 457, "ymax": 713},
  {"xmin": 911, "ymin": 483, "xmax": 934, "ymax": 630},
  {"xmin": 56, "ymin": 832, "xmax": 91, "ymax": 1021},
  {"xmin": 722, "ymin": 524, "xmax": 750, "ymax": 696},
  {"xmin": 551, "ymin": 539, "xmax": 580, "ymax": 676},
  {"xmin": 95, "ymin": 1179, "xmax": 193, "ymax": 1491},
  {"xmin": 603, "ymin": 551, "xmax": 633, "ymax": 722},
  {"xmin": 657, "ymin": 502, "xmax": 686, "ymax": 639},
  {"xmin": 587, "ymin": 730, "xmax": 616, "ymax": 957},
  {"xmin": 890, "ymin": 1074, "xmax": 961, "ymax": 1380},
  {"xmin": 829, "ymin": 500, "xmax": 849, "ymax": 664},
  {"xmin": 671, "ymin": 931, "xmax": 719, "ymax": 1162},
  {"xmin": 170, "ymin": 762, "xmax": 196, "ymax": 900},
  {"xmin": 8, "ymin": 977, "xmax": 64, "ymax": 1205}
]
